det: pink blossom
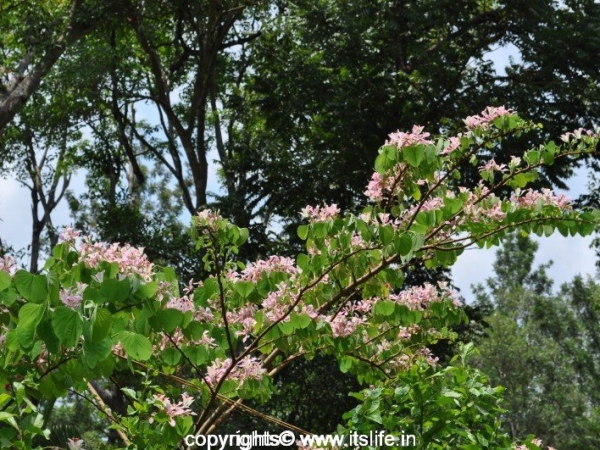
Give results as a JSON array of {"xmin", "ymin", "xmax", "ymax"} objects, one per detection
[
  {"xmin": 166, "ymin": 295, "xmax": 194, "ymax": 312},
  {"xmin": 195, "ymin": 209, "xmax": 223, "ymax": 233},
  {"xmin": 227, "ymin": 304, "xmax": 258, "ymax": 340},
  {"xmin": 389, "ymin": 283, "xmax": 443, "ymax": 310},
  {"xmin": 67, "ymin": 438, "xmax": 85, "ymax": 450},
  {"xmin": 560, "ymin": 127, "xmax": 599, "ymax": 142},
  {"xmin": 416, "ymin": 347, "xmax": 439, "ymax": 366},
  {"xmin": 350, "ymin": 232, "xmax": 367, "ymax": 249},
  {"xmin": 241, "ymin": 256, "xmax": 298, "ymax": 282},
  {"xmin": 328, "ymin": 312, "xmax": 364, "ymax": 338},
  {"xmin": 479, "ymin": 158, "xmax": 507, "ymax": 173},
  {"xmin": 300, "ymin": 204, "xmax": 341, "ymax": 222},
  {"xmin": 111, "ymin": 342, "xmax": 126, "ymax": 358},
  {"xmin": 365, "ymin": 172, "xmax": 385, "ymax": 201},
  {"xmin": 464, "ymin": 106, "xmax": 514, "ymax": 129},
  {"xmin": 441, "ymin": 136, "xmax": 461, "ymax": 155},
  {"xmin": 194, "ymin": 306, "xmax": 216, "ymax": 322},
  {"xmin": 0, "ymin": 255, "xmax": 16, "ymax": 276},
  {"xmin": 386, "ymin": 125, "xmax": 432, "ymax": 149},
  {"xmin": 261, "ymin": 288, "xmax": 291, "ymax": 324},
  {"xmin": 59, "ymin": 226, "xmax": 81, "ymax": 246},
  {"xmin": 79, "ymin": 240, "xmax": 154, "ymax": 281},
  {"xmin": 510, "ymin": 188, "xmax": 571, "ymax": 210},
  {"xmin": 205, "ymin": 356, "xmax": 266, "ymax": 387},
  {"xmin": 150, "ymin": 393, "xmax": 197, "ymax": 427},
  {"xmin": 59, "ymin": 283, "xmax": 86, "ymax": 309},
  {"xmin": 364, "ymin": 163, "xmax": 408, "ymax": 203}
]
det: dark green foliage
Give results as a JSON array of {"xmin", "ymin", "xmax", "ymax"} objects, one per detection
[
  {"xmin": 472, "ymin": 234, "xmax": 600, "ymax": 449},
  {"xmin": 223, "ymin": 0, "xmax": 600, "ymax": 250}
]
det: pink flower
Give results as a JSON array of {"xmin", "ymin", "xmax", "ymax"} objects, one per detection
[
  {"xmin": 510, "ymin": 188, "xmax": 571, "ymax": 210},
  {"xmin": 0, "ymin": 255, "xmax": 16, "ymax": 276},
  {"xmin": 365, "ymin": 172, "xmax": 385, "ymax": 201},
  {"xmin": 150, "ymin": 393, "xmax": 197, "ymax": 427},
  {"xmin": 386, "ymin": 125, "xmax": 432, "ymax": 149},
  {"xmin": 59, "ymin": 283, "xmax": 87, "ymax": 309},
  {"xmin": 464, "ymin": 106, "xmax": 514, "ymax": 129},
  {"xmin": 67, "ymin": 437, "xmax": 85, "ymax": 450},
  {"xmin": 59, "ymin": 226, "xmax": 81, "ymax": 246},
  {"xmin": 479, "ymin": 158, "xmax": 507, "ymax": 173},
  {"xmin": 327, "ymin": 312, "xmax": 364, "ymax": 338},
  {"xmin": 205, "ymin": 356, "xmax": 266, "ymax": 387},
  {"xmin": 78, "ymin": 241, "xmax": 154, "ymax": 281},
  {"xmin": 240, "ymin": 256, "xmax": 298, "ymax": 282},
  {"xmin": 441, "ymin": 136, "xmax": 461, "ymax": 155},
  {"xmin": 300, "ymin": 204, "xmax": 340, "ymax": 222}
]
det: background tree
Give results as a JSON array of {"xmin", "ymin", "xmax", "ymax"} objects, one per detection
[
  {"xmin": 223, "ymin": 0, "xmax": 600, "ymax": 248},
  {"xmin": 472, "ymin": 233, "xmax": 600, "ymax": 449},
  {"xmin": 0, "ymin": 0, "xmax": 122, "ymax": 130}
]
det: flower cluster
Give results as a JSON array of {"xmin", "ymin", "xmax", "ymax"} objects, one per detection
[
  {"xmin": 463, "ymin": 106, "xmax": 514, "ymax": 129},
  {"xmin": 59, "ymin": 226, "xmax": 81, "ymax": 246},
  {"xmin": 479, "ymin": 158, "xmax": 507, "ymax": 174},
  {"xmin": 300, "ymin": 204, "xmax": 341, "ymax": 222},
  {"xmin": 386, "ymin": 125, "xmax": 432, "ymax": 148},
  {"xmin": 67, "ymin": 437, "xmax": 85, "ymax": 450},
  {"xmin": 0, "ymin": 255, "xmax": 16, "ymax": 276},
  {"xmin": 441, "ymin": 136, "xmax": 462, "ymax": 155},
  {"xmin": 59, "ymin": 283, "xmax": 87, "ymax": 309},
  {"xmin": 149, "ymin": 393, "xmax": 197, "ymax": 427},
  {"xmin": 205, "ymin": 356, "xmax": 266, "ymax": 387},
  {"xmin": 78, "ymin": 240, "xmax": 154, "ymax": 280},
  {"xmin": 236, "ymin": 256, "xmax": 298, "ymax": 282},
  {"xmin": 156, "ymin": 329, "xmax": 216, "ymax": 352},
  {"xmin": 560, "ymin": 127, "xmax": 599, "ymax": 143},
  {"xmin": 390, "ymin": 283, "xmax": 460, "ymax": 310},
  {"xmin": 195, "ymin": 209, "xmax": 224, "ymax": 233},
  {"xmin": 510, "ymin": 188, "xmax": 571, "ymax": 210},
  {"xmin": 364, "ymin": 163, "xmax": 408, "ymax": 202}
]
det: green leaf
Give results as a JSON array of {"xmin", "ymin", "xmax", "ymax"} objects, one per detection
[
  {"xmin": 0, "ymin": 272, "xmax": 10, "ymax": 291},
  {"xmin": 194, "ymin": 278, "xmax": 219, "ymax": 305},
  {"xmin": 236, "ymin": 227, "xmax": 249, "ymax": 246},
  {"xmin": 90, "ymin": 308, "xmax": 112, "ymax": 342},
  {"xmin": 52, "ymin": 306, "xmax": 83, "ymax": 348},
  {"xmin": 0, "ymin": 290, "xmax": 17, "ymax": 307},
  {"xmin": 379, "ymin": 225, "xmax": 394, "ymax": 245},
  {"xmin": 374, "ymin": 145, "xmax": 398, "ymax": 173},
  {"xmin": 524, "ymin": 150, "xmax": 540, "ymax": 165},
  {"xmin": 136, "ymin": 281, "xmax": 158, "ymax": 299},
  {"xmin": 234, "ymin": 281, "xmax": 255, "ymax": 299},
  {"xmin": 280, "ymin": 320, "xmax": 295, "ymax": 335},
  {"xmin": 161, "ymin": 347, "xmax": 182, "ymax": 366},
  {"xmin": 297, "ymin": 224, "xmax": 309, "ymax": 240},
  {"xmin": 37, "ymin": 320, "xmax": 60, "ymax": 353},
  {"xmin": 291, "ymin": 313, "xmax": 312, "ymax": 329},
  {"xmin": 394, "ymin": 233, "xmax": 413, "ymax": 256},
  {"xmin": 14, "ymin": 271, "xmax": 48, "ymax": 303},
  {"xmin": 182, "ymin": 345, "xmax": 207, "ymax": 366},
  {"xmin": 373, "ymin": 300, "xmax": 396, "ymax": 317},
  {"xmin": 507, "ymin": 172, "xmax": 537, "ymax": 189},
  {"xmin": 116, "ymin": 331, "xmax": 153, "ymax": 361},
  {"xmin": 16, "ymin": 303, "xmax": 45, "ymax": 349},
  {"xmin": 83, "ymin": 335, "xmax": 112, "ymax": 368},
  {"xmin": 0, "ymin": 412, "xmax": 19, "ymax": 431},
  {"xmin": 101, "ymin": 278, "xmax": 130, "ymax": 303},
  {"xmin": 152, "ymin": 309, "xmax": 183, "ymax": 333},
  {"xmin": 339, "ymin": 356, "xmax": 353, "ymax": 373},
  {"xmin": 411, "ymin": 232, "xmax": 425, "ymax": 252},
  {"xmin": 296, "ymin": 253, "xmax": 310, "ymax": 272},
  {"xmin": 403, "ymin": 145, "xmax": 426, "ymax": 167}
]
